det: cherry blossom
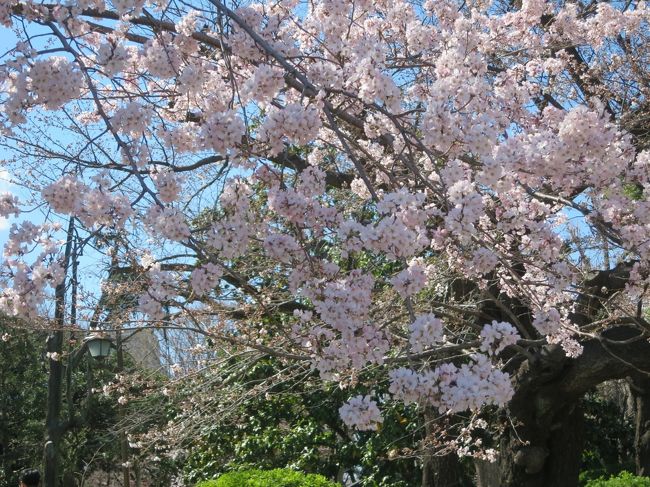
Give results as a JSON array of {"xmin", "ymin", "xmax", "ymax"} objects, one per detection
[
  {"xmin": 409, "ymin": 314, "xmax": 445, "ymax": 353},
  {"xmin": 28, "ymin": 57, "xmax": 83, "ymax": 109},
  {"xmin": 190, "ymin": 263, "xmax": 222, "ymax": 297},
  {"xmin": 479, "ymin": 321, "xmax": 520, "ymax": 357},
  {"xmin": 339, "ymin": 395, "xmax": 383, "ymax": 431},
  {"xmin": 0, "ymin": 0, "xmax": 649, "ymax": 471}
]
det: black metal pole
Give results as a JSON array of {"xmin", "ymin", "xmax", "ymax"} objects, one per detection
[{"xmin": 43, "ymin": 218, "xmax": 75, "ymax": 487}]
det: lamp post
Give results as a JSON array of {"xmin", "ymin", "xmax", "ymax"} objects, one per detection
[
  {"xmin": 84, "ymin": 333, "xmax": 113, "ymax": 360},
  {"xmin": 43, "ymin": 331, "xmax": 114, "ymax": 487}
]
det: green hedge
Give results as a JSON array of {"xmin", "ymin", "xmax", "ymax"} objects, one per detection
[
  {"xmin": 584, "ymin": 471, "xmax": 650, "ymax": 486},
  {"xmin": 196, "ymin": 468, "xmax": 339, "ymax": 487}
]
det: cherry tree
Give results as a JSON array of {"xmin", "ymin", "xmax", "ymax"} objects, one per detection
[{"xmin": 1, "ymin": 0, "xmax": 649, "ymax": 485}]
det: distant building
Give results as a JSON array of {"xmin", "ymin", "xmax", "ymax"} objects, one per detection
[{"xmin": 121, "ymin": 328, "xmax": 161, "ymax": 372}]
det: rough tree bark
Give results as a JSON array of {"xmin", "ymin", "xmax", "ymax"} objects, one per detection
[
  {"xmin": 421, "ymin": 399, "xmax": 471, "ymax": 486},
  {"xmin": 422, "ymin": 453, "xmax": 466, "ymax": 487},
  {"xmin": 421, "ymin": 409, "xmax": 468, "ymax": 487},
  {"xmin": 476, "ymin": 326, "xmax": 650, "ymax": 487}
]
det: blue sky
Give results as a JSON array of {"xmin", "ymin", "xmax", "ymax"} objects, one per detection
[{"xmin": 0, "ymin": 26, "xmax": 21, "ymax": 249}]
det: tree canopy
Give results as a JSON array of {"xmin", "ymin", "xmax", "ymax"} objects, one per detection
[{"xmin": 1, "ymin": 0, "xmax": 649, "ymax": 485}]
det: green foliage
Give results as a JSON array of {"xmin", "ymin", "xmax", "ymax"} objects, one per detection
[
  {"xmin": 196, "ymin": 468, "xmax": 339, "ymax": 487},
  {"xmin": 0, "ymin": 320, "xmax": 47, "ymax": 486},
  {"xmin": 580, "ymin": 387, "xmax": 635, "ymax": 484},
  {"xmin": 622, "ymin": 182, "xmax": 644, "ymax": 201},
  {"xmin": 0, "ymin": 318, "xmax": 169, "ymax": 485},
  {"xmin": 584, "ymin": 471, "xmax": 650, "ymax": 486},
  {"xmin": 181, "ymin": 357, "xmax": 424, "ymax": 486},
  {"xmin": 182, "ymin": 358, "xmax": 342, "ymax": 483}
]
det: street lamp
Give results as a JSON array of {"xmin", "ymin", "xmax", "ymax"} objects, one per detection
[
  {"xmin": 44, "ymin": 330, "xmax": 115, "ymax": 486},
  {"xmin": 84, "ymin": 333, "xmax": 113, "ymax": 359}
]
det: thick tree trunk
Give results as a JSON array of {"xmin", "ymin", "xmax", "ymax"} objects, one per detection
[
  {"xmin": 630, "ymin": 375, "xmax": 650, "ymax": 476},
  {"xmin": 545, "ymin": 403, "xmax": 584, "ymax": 484},
  {"xmin": 476, "ymin": 401, "xmax": 583, "ymax": 487},
  {"xmin": 421, "ymin": 410, "xmax": 468, "ymax": 487},
  {"xmin": 477, "ymin": 325, "xmax": 650, "ymax": 487},
  {"xmin": 422, "ymin": 453, "xmax": 465, "ymax": 487}
]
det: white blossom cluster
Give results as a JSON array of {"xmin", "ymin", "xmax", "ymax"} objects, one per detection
[
  {"xmin": 479, "ymin": 321, "xmax": 520, "ymax": 356},
  {"xmin": 350, "ymin": 177, "xmax": 372, "ymax": 199},
  {"xmin": 389, "ymin": 355, "xmax": 514, "ymax": 413},
  {"xmin": 144, "ymin": 206, "xmax": 190, "ymax": 241},
  {"xmin": 4, "ymin": 221, "xmax": 41, "ymax": 256},
  {"xmin": 177, "ymin": 64, "xmax": 205, "ymax": 95},
  {"xmin": 354, "ymin": 59, "xmax": 401, "ymax": 112},
  {"xmin": 470, "ymin": 247, "xmax": 500, "ymax": 275},
  {"xmin": 206, "ymin": 214, "xmax": 252, "ymax": 260},
  {"xmin": 96, "ymin": 40, "xmax": 132, "ymax": 75},
  {"xmin": 390, "ymin": 258, "xmax": 432, "ymax": 298},
  {"xmin": 0, "ymin": 221, "xmax": 65, "ymax": 318},
  {"xmin": 409, "ymin": 313, "xmax": 445, "ymax": 353},
  {"xmin": 150, "ymin": 168, "xmax": 183, "ymax": 203},
  {"xmin": 159, "ymin": 125, "xmax": 199, "ymax": 153},
  {"xmin": 79, "ymin": 189, "xmax": 132, "ymax": 229},
  {"xmin": 263, "ymin": 233, "xmax": 301, "ymax": 264},
  {"xmin": 305, "ymin": 269, "xmax": 374, "ymax": 333},
  {"xmin": 42, "ymin": 176, "xmax": 132, "ymax": 228},
  {"xmin": 338, "ymin": 395, "xmax": 383, "ymax": 431},
  {"xmin": 111, "ymin": 0, "xmax": 146, "ymax": 15},
  {"xmin": 297, "ymin": 269, "xmax": 391, "ymax": 378},
  {"xmin": 190, "ymin": 263, "xmax": 222, "ymax": 296},
  {"xmin": 42, "ymin": 175, "xmax": 85, "ymax": 214},
  {"xmin": 0, "ymin": 192, "xmax": 20, "ymax": 218},
  {"xmin": 176, "ymin": 10, "xmax": 200, "ymax": 36},
  {"xmin": 200, "ymin": 110, "xmax": 245, "ymax": 154},
  {"xmin": 141, "ymin": 35, "xmax": 181, "ymax": 78},
  {"xmin": 137, "ymin": 264, "xmax": 175, "ymax": 321},
  {"xmin": 112, "ymin": 102, "xmax": 152, "ymax": 137},
  {"xmin": 532, "ymin": 308, "xmax": 563, "ymax": 336},
  {"xmin": 338, "ymin": 190, "xmax": 430, "ymax": 260},
  {"xmin": 259, "ymin": 103, "xmax": 321, "ymax": 155},
  {"xmin": 0, "ymin": 0, "xmax": 15, "ymax": 27},
  {"xmin": 314, "ymin": 324, "xmax": 390, "ymax": 379},
  {"xmin": 29, "ymin": 57, "xmax": 83, "ymax": 109},
  {"xmin": 203, "ymin": 179, "xmax": 254, "ymax": 259},
  {"xmin": 297, "ymin": 167, "xmax": 326, "ymax": 198},
  {"xmin": 243, "ymin": 64, "xmax": 285, "ymax": 104}
]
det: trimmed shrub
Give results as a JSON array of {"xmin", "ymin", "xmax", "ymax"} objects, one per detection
[
  {"xmin": 196, "ymin": 468, "xmax": 339, "ymax": 487},
  {"xmin": 584, "ymin": 471, "xmax": 650, "ymax": 487}
]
